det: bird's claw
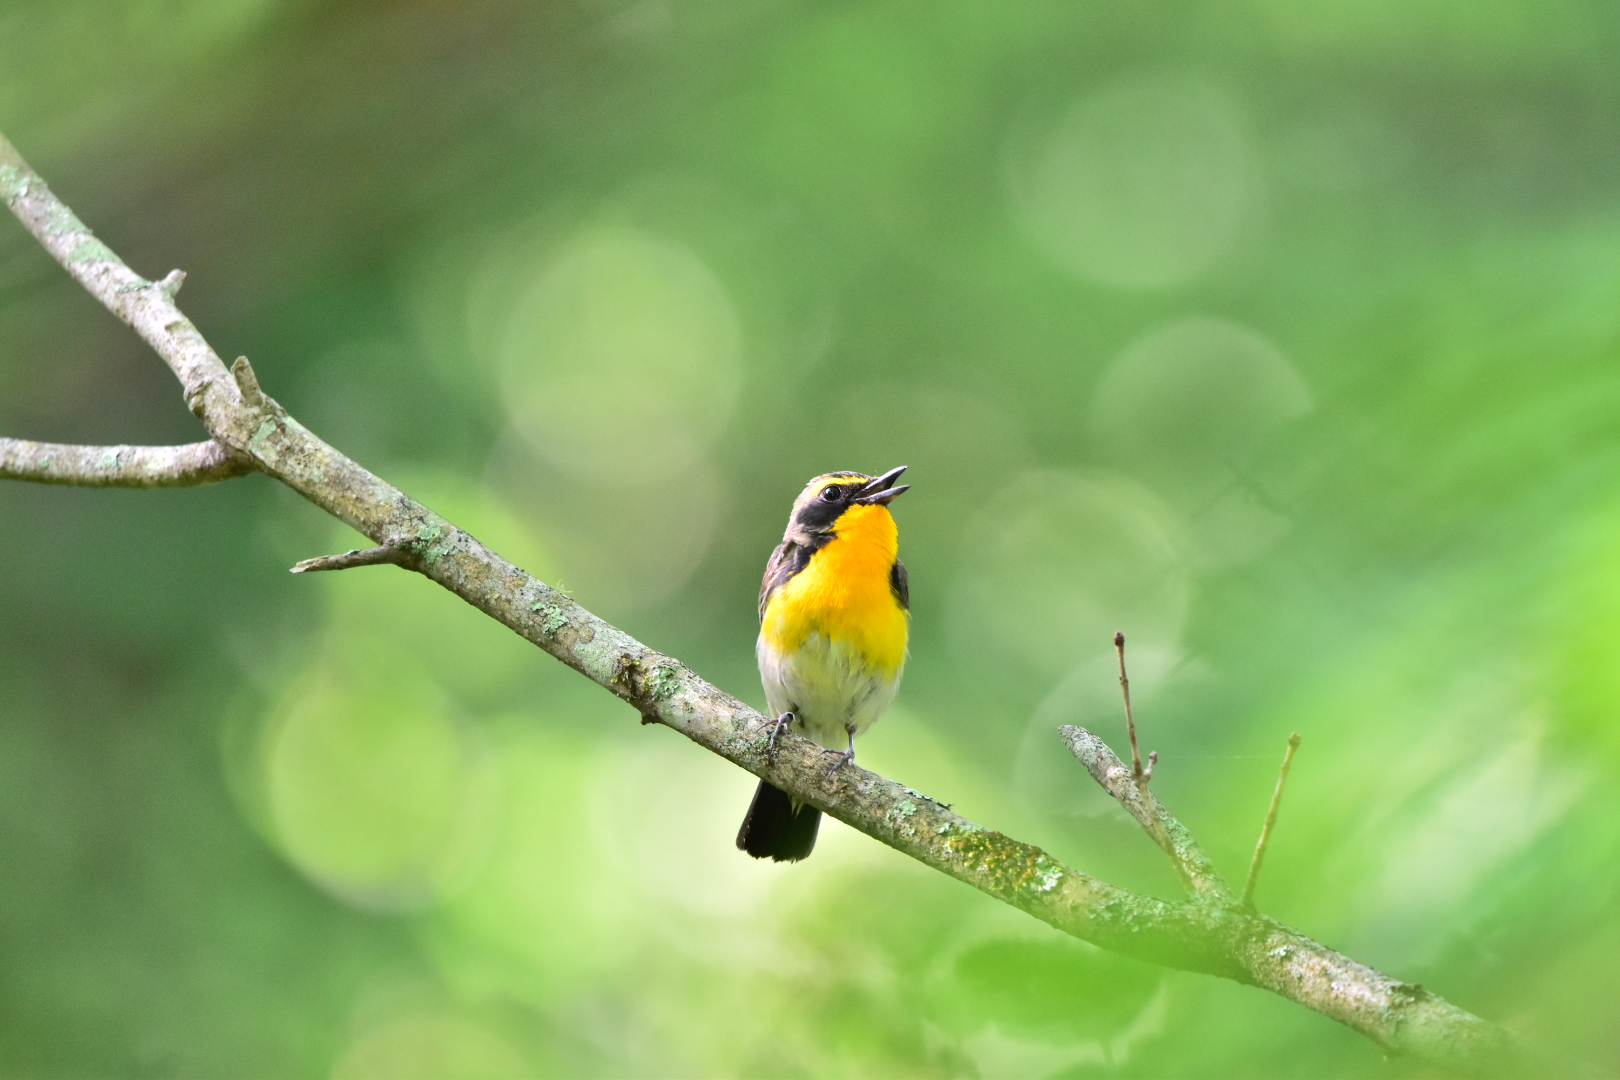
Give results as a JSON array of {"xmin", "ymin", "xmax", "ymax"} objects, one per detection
[
  {"xmin": 766, "ymin": 711, "xmax": 794, "ymax": 758},
  {"xmin": 823, "ymin": 747, "xmax": 855, "ymax": 776}
]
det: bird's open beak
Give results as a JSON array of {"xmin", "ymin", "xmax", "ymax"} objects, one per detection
[{"xmin": 853, "ymin": 465, "xmax": 909, "ymax": 506}]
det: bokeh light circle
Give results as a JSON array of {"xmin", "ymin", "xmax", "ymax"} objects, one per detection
[
  {"xmin": 1089, "ymin": 316, "xmax": 1312, "ymax": 565},
  {"xmin": 1090, "ymin": 316, "xmax": 1311, "ymax": 470},
  {"xmin": 331, "ymin": 1015, "xmax": 530, "ymax": 1080},
  {"xmin": 265, "ymin": 671, "xmax": 498, "ymax": 912},
  {"xmin": 495, "ymin": 225, "xmax": 744, "ymax": 486},
  {"xmin": 1010, "ymin": 72, "xmax": 1259, "ymax": 290},
  {"xmin": 591, "ymin": 740, "xmax": 777, "ymax": 921},
  {"xmin": 949, "ymin": 469, "xmax": 1189, "ymax": 682}
]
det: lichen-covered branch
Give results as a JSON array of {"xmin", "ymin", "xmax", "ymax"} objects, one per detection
[
  {"xmin": 0, "ymin": 131, "xmax": 1557, "ymax": 1078},
  {"xmin": 0, "ymin": 437, "xmax": 253, "ymax": 487}
]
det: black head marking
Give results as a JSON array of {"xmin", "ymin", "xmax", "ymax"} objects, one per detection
[{"xmin": 791, "ymin": 473, "xmax": 869, "ymax": 533}]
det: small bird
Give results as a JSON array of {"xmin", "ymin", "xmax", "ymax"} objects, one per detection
[{"xmin": 737, "ymin": 466, "xmax": 911, "ymax": 862}]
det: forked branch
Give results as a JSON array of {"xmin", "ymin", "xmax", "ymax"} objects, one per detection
[
  {"xmin": 0, "ymin": 131, "xmax": 1559, "ymax": 1078},
  {"xmin": 1059, "ymin": 725, "xmax": 1231, "ymax": 903}
]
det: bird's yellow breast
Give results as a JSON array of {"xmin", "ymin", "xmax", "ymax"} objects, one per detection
[{"xmin": 760, "ymin": 504, "xmax": 908, "ymax": 677}]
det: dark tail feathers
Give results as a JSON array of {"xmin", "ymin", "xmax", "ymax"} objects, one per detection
[{"xmin": 736, "ymin": 780, "xmax": 820, "ymax": 862}]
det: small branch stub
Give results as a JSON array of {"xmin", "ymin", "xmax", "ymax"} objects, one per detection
[
  {"xmin": 1243, "ymin": 732, "xmax": 1302, "ymax": 909},
  {"xmin": 291, "ymin": 545, "xmax": 413, "ymax": 573},
  {"xmin": 231, "ymin": 356, "xmax": 264, "ymax": 408}
]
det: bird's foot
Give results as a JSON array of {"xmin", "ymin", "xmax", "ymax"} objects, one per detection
[
  {"xmin": 823, "ymin": 746, "xmax": 855, "ymax": 776},
  {"xmin": 765, "ymin": 711, "xmax": 795, "ymax": 758}
]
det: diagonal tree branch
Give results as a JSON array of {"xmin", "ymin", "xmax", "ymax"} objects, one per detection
[
  {"xmin": 0, "ymin": 436, "xmax": 254, "ymax": 486},
  {"xmin": 0, "ymin": 132, "xmax": 1568, "ymax": 1078}
]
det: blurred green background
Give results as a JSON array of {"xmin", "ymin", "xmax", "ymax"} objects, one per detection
[{"xmin": 4, "ymin": 1, "xmax": 1620, "ymax": 1076}]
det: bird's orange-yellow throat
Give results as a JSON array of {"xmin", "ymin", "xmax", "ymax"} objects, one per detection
[{"xmin": 737, "ymin": 466, "xmax": 910, "ymax": 862}]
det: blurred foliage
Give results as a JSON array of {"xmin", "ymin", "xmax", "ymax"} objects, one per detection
[{"xmin": 5, "ymin": 0, "xmax": 1620, "ymax": 1076}]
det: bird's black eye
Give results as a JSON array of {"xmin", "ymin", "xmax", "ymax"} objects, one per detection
[{"xmin": 820, "ymin": 485, "xmax": 843, "ymax": 502}]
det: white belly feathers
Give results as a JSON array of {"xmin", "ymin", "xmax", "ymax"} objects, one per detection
[{"xmin": 756, "ymin": 631, "xmax": 901, "ymax": 751}]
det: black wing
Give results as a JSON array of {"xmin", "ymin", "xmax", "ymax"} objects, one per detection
[
  {"xmin": 759, "ymin": 535, "xmax": 837, "ymax": 620},
  {"xmin": 889, "ymin": 558, "xmax": 909, "ymax": 611},
  {"xmin": 760, "ymin": 541, "xmax": 804, "ymax": 621}
]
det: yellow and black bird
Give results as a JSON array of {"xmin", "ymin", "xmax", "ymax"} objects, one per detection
[{"xmin": 736, "ymin": 466, "xmax": 910, "ymax": 862}]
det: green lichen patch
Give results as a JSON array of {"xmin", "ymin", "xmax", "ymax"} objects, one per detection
[
  {"xmin": 67, "ymin": 236, "xmax": 116, "ymax": 264},
  {"xmin": 902, "ymin": 784, "xmax": 951, "ymax": 808},
  {"xmin": 936, "ymin": 826, "xmax": 1070, "ymax": 905},
  {"xmin": 934, "ymin": 819, "xmax": 980, "ymax": 836},
  {"xmin": 716, "ymin": 727, "xmax": 764, "ymax": 758},
  {"xmin": 1029, "ymin": 856, "xmax": 1064, "ymax": 893},
  {"xmin": 248, "ymin": 419, "xmax": 278, "ymax": 452},
  {"xmin": 0, "ymin": 164, "xmax": 28, "ymax": 200},
  {"xmin": 529, "ymin": 599, "xmax": 569, "ymax": 637},
  {"xmin": 41, "ymin": 200, "xmax": 81, "ymax": 236},
  {"xmin": 413, "ymin": 520, "xmax": 457, "ymax": 567},
  {"xmin": 643, "ymin": 663, "xmax": 683, "ymax": 702}
]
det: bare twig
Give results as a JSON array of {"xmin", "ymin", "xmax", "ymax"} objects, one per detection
[
  {"xmin": 1244, "ymin": 733, "xmax": 1302, "ymax": 909},
  {"xmin": 1060, "ymin": 725, "xmax": 1232, "ymax": 904},
  {"xmin": 0, "ymin": 131, "xmax": 1556, "ymax": 1078},
  {"xmin": 1114, "ymin": 631, "xmax": 1152, "ymax": 787},
  {"xmin": 291, "ymin": 545, "xmax": 413, "ymax": 573},
  {"xmin": 0, "ymin": 437, "xmax": 254, "ymax": 487}
]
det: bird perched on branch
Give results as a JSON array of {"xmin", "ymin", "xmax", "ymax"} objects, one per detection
[{"xmin": 737, "ymin": 466, "xmax": 910, "ymax": 862}]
